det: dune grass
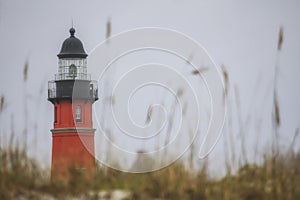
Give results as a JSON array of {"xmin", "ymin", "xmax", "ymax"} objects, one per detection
[{"xmin": 0, "ymin": 144, "xmax": 300, "ymax": 199}]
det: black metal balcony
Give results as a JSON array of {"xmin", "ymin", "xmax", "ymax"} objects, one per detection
[{"xmin": 48, "ymin": 80, "xmax": 98, "ymax": 103}]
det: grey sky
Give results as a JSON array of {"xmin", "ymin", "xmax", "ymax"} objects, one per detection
[{"xmin": 0, "ymin": 0, "xmax": 299, "ymax": 174}]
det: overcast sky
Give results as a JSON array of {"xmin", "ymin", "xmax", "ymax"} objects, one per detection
[{"xmin": 0, "ymin": 0, "xmax": 299, "ymax": 174}]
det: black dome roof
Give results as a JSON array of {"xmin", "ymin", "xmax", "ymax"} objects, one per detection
[{"xmin": 57, "ymin": 28, "xmax": 87, "ymax": 58}]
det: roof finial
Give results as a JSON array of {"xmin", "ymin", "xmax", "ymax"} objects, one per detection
[
  {"xmin": 69, "ymin": 28, "xmax": 75, "ymax": 37},
  {"xmin": 69, "ymin": 18, "xmax": 75, "ymax": 37}
]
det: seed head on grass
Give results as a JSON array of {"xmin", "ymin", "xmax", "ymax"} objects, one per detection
[
  {"xmin": 145, "ymin": 106, "xmax": 152, "ymax": 124},
  {"xmin": 277, "ymin": 26, "xmax": 284, "ymax": 51},
  {"xmin": 0, "ymin": 95, "xmax": 4, "ymax": 113},
  {"xmin": 106, "ymin": 18, "xmax": 111, "ymax": 39},
  {"xmin": 23, "ymin": 61, "xmax": 28, "ymax": 82},
  {"xmin": 274, "ymin": 94, "xmax": 281, "ymax": 126},
  {"xmin": 221, "ymin": 65, "xmax": 229, "ymax": 93},
  {"xmin": 191, "ymin": 67, "xmax": 209, "ymax": 75},
  {"xmin": 176, "ymin": 88, "xmax": 184, "ymax": 97}
]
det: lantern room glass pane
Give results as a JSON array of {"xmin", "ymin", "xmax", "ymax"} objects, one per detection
[{"xmin": 57, "ymin": 58, "xmax": 89, "ymax": 80}]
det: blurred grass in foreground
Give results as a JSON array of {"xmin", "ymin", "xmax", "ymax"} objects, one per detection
[{"xmin": 0, "ymin": 145, "xmax": 300, "ymax": 199}]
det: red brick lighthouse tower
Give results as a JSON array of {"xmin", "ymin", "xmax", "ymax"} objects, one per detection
[{"xmin": 48, "ymin": 28, "xmax": 98, "ymax": 178}]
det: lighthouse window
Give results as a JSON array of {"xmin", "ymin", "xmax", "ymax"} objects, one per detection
[
  {"xmin": 54, "ymin": 106, "xmax": 58, "ymax": 123},
  {"xmin": 76, "ymin": 106, "xmax": 82, "ymax": 122}
]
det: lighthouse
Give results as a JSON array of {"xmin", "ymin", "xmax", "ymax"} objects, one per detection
[{"xmin": 48, "ymin": 28, "xmax": 98, "ymax": 179}]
